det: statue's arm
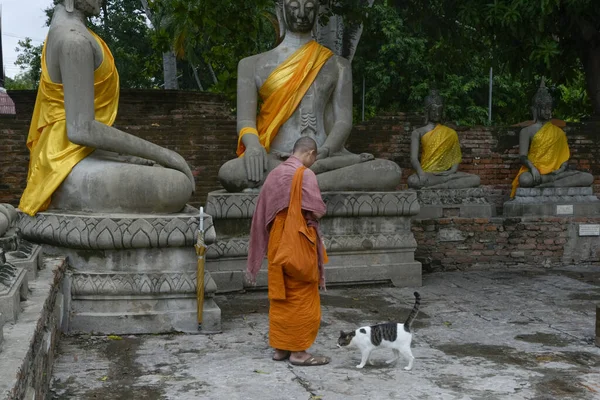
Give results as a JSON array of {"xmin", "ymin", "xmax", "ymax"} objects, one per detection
[
  {"xmin": 236, "ymin": 56, "xmax": 267, "ymax": 181},
  {"xmin": 410, "ymin": 129, "xmax": 425, "ymax": 176},
  {"xmin": 518, "ymin": 127, "xmax": 541, "ymax": 183},
  {"xmin": 59, "ymin": 36, "xmax": 194, "ymax": 186},
  {"xmin": 322, "ymin": 57, "xmax": 352, "ymax": 155}
]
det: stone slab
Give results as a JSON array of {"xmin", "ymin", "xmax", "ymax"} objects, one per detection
[
  {"xmin": 49, "ymin": 265, "xmax": 600, "ymax": 400},
  {"xmin": 0, "ymin": 257, "xmax": 66, "ymax": 400},
  {"xmin": 0, "ymin": 268, "xmax": 28, "ymax": 325},
  {"xmin": 414, "ymin": 188, "xmax": 496, "ymax": 219},
  {"xmin": 596, "ymin": 304, "xmax": 600, "ymax": 348}
]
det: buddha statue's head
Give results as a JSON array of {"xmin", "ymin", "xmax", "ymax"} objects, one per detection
[
  {"xmin": 532, "ymin": 79, "xmax": 553, "ymax": 122},
  {"xmin": 277, "ymin": 0, "xmax": 319, "ymax": 35},
  {"xmin": 424, "ymin": 89, "xmax": 444, "ymax": 124},
  {"xmin": 63, "ymin": 0, "xmax": 102, "ymax": 16}
]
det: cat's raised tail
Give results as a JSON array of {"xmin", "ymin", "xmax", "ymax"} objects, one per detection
[{"xmin": 403, "ymin": 292, "xmax": 421, "ymax": 333}]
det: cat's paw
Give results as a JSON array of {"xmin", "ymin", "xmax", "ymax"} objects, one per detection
[
  {"xmin": 385, "ymin": 359, "xmax": 397, "ymax": 365},
  {"xmin": 403, "ymin": 366, "xmax": 413, "ymax": 371},
  {"xmin": 356, "ymin": 364, "xmax": 365, "ymax": 369}
]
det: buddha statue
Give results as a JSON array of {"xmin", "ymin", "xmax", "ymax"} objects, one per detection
[
  {"xmin": 18, "ymin": 0, "xmax": 194, "ymax": 216},
  {"xmin": 407, "ymin": 90, "xmax": 480, "ymax": 190},
  {"xmin": 511, "ymin": 80, "xmax": 594, "ymax": 197},
  {"xmin": 217, "ymin": 0, "xmax": 401, "ymax": 192}
]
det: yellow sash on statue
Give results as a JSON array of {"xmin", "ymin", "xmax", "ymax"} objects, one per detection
[
  {"xmin": 18, "ymin": 30, "xmax": 119, "ymax": 216},
  {"xmin": 420, "ymin": 124, "xmax": 462, "ymax": 173},
  {"xmin": 236, "ymin": 41, "xmax": 333, "ymax": 157},
  {"xmin": 510, "ymin": 122, "xmax": 570, "ymax": 198}
]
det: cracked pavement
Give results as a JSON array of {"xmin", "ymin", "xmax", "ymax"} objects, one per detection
[{"xmin": 50, "ymin": 265, "xmax": 600, "ymax": 400}]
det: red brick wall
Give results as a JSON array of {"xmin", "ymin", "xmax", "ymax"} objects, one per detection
[
  {"xmin": 1, "ymin": 90, "xmax": 599, "ymax": 210},
  {"xmin": 412, "ymin": 217, "xmax": 600, "ymax": 272}
]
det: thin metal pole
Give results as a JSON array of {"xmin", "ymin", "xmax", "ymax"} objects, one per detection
[
  {"xmin": 362, "ymin": 76, "xmax": 365, "ymax": 122},
  {"xmin": 488, "ymin": 67, "xmax": 493, "ymax": 124}
]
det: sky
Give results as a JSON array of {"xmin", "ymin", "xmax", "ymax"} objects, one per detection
[{"xmin": 1, "ymin": 0, "xmax": 49, "ymax": 78}]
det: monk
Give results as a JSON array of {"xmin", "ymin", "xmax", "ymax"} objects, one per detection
[{"xmin": 247, "ymin": 137, "xmax": 330, "ymax": 366}]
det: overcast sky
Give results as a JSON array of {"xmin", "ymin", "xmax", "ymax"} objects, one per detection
[{"xmin": 1, "ymin": 0, "xmax": 49, "ymax": 78}]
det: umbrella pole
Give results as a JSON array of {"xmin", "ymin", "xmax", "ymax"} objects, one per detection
[{"xmin": 196, "ymin": 207, "xmax": 206, "ymax": 331}]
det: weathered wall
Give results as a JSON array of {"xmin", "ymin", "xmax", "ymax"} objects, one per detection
[
  {"xmin": 1, "ymin": 90, "xmax": 599, "ymax": 210},
  {"xmin": 412, "ymin": 216, "xmax": 600, "ymax": 272}
]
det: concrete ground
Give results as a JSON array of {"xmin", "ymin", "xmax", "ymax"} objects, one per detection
[{"xmin": 49, "ymin": 265, "xmax": 600, "ymax": 400}]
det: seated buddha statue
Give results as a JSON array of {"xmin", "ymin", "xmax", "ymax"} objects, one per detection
[
  {"xmin": 217, "ymin": 0, "xmax": 401, "ymax": 193},
  {"xmin": 18, "ymin": 0, "xmax": 194, "ymax": 216},
  {"xmin": 511, "ymin": 80, "xmax": 594, "ymax": 197},
  {"xmin": 407, "ymin": 90, "xmax": 480, "ymax": 190}
]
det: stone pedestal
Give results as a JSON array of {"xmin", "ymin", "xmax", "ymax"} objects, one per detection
[
  {"xmin": 6, "ymin": 242, "xmax": 43, "ymax": 281},
  {"xmin": 18, "ymin": 208, "xmax": 221, "ymax": 335},
  {"xmin": 414, "ymin": 188, "xmax": 496, "ymax": 219},
  {"xmin": 503, "ymin": 187, "xmax": 600, "ymax": 217},
  {"xmin": 206, "ymin": 190, "xmax": 422, "ymax": 292}
]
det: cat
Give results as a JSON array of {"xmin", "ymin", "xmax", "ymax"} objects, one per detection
[{"xmin": 337, "ymin": 291, "xmax": 421, "ymax": 370}]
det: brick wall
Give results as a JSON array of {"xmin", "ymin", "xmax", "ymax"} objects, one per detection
[
  {"xmin": 412, "ymin": 216, "xmax": 600, "ymax": 272},
  {"xmin": 1, "ymin": 90, "xmax": 599, "ymax": 210}
]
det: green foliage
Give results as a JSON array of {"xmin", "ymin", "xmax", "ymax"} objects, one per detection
[
  {"xmin": 13, "ymin": 38, "xmax": 43, "ymax": 88},
  {"xmin": 150, "ymin": 0, "xmax": 276, "ymax": 96},
  {"xmin": 4, "ymin": 73, "xmax": 36, "ymax": 90}
]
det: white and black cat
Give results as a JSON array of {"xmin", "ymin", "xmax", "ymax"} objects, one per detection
[{"xmin": 337, "ymin": 292, "xmax": 421, "ymax": 370}]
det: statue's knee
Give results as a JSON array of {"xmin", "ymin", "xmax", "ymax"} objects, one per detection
[
  {"xmin": 519, "ymin": 172, "xmax": 534, "ymax": 187},
  {"xmin": 407, "ymin": 174, "xmax": 420, "ymax": 188}
]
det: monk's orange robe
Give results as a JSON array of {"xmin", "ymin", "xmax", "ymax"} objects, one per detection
[{"xmin": 267, "ymin": 167, "xmax": 322, "ymax": 351}]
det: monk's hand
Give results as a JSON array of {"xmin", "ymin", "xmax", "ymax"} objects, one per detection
[
  {"xmin": 244, "ymin": 144, "xmax": 268, "ymax": 183},
  {"xmin": 317, "ymin": 146, "xmax": 330, "ymax": 160}
]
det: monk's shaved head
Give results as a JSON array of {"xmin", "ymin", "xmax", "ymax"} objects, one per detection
[{"xmin": 293, "ymin": 137, "xmax": 317, "ymax": 154}]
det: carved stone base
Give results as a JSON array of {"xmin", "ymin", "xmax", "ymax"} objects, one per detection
[
  {"xmin": 18, "ymin": 209, "xmax": 221, "ymax": 334},
  {"xmin": 414, "ymin": 188, "xmax": 496, "ymax": 219},
  {"xmin": 6, "ymin": 242, "xmax": 42, "ymax": 281},
  {"xmin": 206, "ymin": 190, "xmax": 422, "ymax": 292},
  {"xmin": 0, "ymin": 267, "xmax": 28, "ymax": 325},
  {"xmin": 504, "ymin": 187, "xmax": 600, "ymax": 217}
]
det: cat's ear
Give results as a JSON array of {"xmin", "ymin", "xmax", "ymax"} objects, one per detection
[{"xmin": 339, "ymin": 330, "xmax": 345, "ymax": 337}]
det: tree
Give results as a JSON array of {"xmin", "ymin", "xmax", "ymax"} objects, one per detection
[
  {"xmin": 14, "ymin": 38, "xmax": 43, "ymax": 88},
  {"xmin": 4, "ymin": 73, "xmax": 36, "ymax": 90}
]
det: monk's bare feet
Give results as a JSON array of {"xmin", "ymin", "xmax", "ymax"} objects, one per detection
[
  {"xmin": 272, "ymin": 349, "xmax": 290, "ymax": 361},
  {"xmin": 289, "ymin": 351, "xmax": 330, "ymax": 366}
]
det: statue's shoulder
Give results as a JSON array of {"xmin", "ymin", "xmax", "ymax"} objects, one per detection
[
  {"xmin": 238, "ymin": 50, "xmax": 274, "ymax": 68},
  {"xmin": 519, "ymin": 123, "xmax": 542, "ymax": 138}
]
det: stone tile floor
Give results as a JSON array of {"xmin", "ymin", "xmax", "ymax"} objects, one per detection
[{"xmin": 50, "ymin": 265, "xmax": 600, "ymax": 400}]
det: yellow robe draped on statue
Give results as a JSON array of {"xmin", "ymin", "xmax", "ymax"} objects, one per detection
[
  {"xmin": 236, "ymin": 41, "xmax": 333, "ymax": 157},
  {"xmin": 510, "ymin": 122, "xmax": 570, "ymax": 198},
  {"xmin": 267, "ymin": 168, "xmax": 322, "ymax": 352},
  {"xmin": 420, "ymin": 124, "xmax": 462, "ymax": 173},
  {"xmin": 18, "ymin": 30, "xmax": 119, "ymax": 216}
]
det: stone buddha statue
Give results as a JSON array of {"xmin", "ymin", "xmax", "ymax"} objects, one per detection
[
  {"xmin": 217, "ymin": 0, "xmax": 401, "ymax": 192},
  {"xmin": 511, "ymin": 80, "xmax": 594, "ymax": 197},
  {"xmin": 18, "ymin": 0, "xmax": 194, "ymax": 216},
  {"xmin": 407, "ymin": 90, "xmax": 480, "ymax": 190}
]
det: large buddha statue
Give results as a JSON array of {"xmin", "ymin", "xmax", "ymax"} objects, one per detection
[
  {"xmin": 18, "ymin": 0, "xmax": 194, "ymax": 216},
  {"xmin": 217, "ymin": 0, "xmax": 401, "ymax": 192},
  {"xmin": 511, "ymin": 80, "xmax": 594, "ymax": 197},
  {"xmin": 407, "ymin": 90, "xmax": 480, "ymax": 189}
]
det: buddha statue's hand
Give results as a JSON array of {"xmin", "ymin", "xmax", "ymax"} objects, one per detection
[
  {"xmin": 316, "ymin": 146, "xmax": 330, "ymax": 160},
  {"xmin": 165, "ymin": 151, "xmax": 196, "ymax": 193},
  {"xmin": 244, "ymin": 143, "xmax": 268, "ymax": 183},
  {"xmin": 530, "ymin": 166, "xmax": 542, "ymax": 185},
  {"xmin": 417, "ymin": 172, "xmax": 429, "ymax": 186},
  {"xmin": 550, "ymin": 162, "xmax": 568, "ymax": 175}
]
